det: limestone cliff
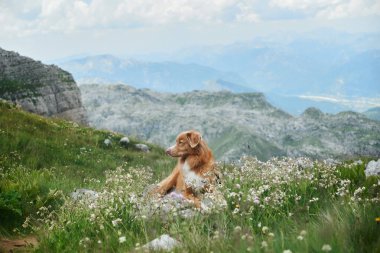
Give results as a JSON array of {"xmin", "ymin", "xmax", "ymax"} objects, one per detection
[
  {"xmin": 80, "ymin": 84, "xmax": 380, "ymax": 161},
  {"xmin": 0, "ymin": 48, "xmax": 87, "ymax": 125}
]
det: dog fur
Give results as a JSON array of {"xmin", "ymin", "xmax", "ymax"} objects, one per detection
[{"xmin": 154, "ymin": 130, "xmax": 217, "ymax": 207}]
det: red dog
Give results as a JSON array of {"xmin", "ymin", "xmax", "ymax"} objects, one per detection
[{"xmin": 154, "ymin": 130, "xmax": 217, "ymax": 207}]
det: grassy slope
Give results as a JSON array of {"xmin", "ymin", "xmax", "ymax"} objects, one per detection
[
  {"xmin": 0, "ymin": 101, "xmax": 174, "ymax": 232},
  {"xmin": 0, "ymin": 100, "xmax": 379, "ymax": 253},
  {"xmin": 210, "ymin": 126, "xmax": 285, "ymax": 161}
]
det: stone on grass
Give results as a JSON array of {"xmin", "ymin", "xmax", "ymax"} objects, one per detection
[
  {"xmin": 365, "ymin": 159, "xmax": 380, "ymax": 177},
  {"xmin": 119, "ymin": 137, "xmax": 130, "ymax": 147},
  {"xmin": 104, "ymin": 138, "xmax": 112, "ymax": 146},
  {"xmin": 135, "ymin": 143, "xmax": 150, "ymax": 152},
  {"xmin": 142, "ymin": 234, "xmax": 180, "ymax": 251},
  {"xmin": 71, "ymin": 189, "xmax": 99, "ymax": 201}
]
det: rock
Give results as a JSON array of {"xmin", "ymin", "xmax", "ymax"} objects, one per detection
[
  {"xmin": 140, "ymin": 189, "xmax": 196, "ymax": 219},
  {"xmin": 135, "ymin": 143, "xmax": 149, "ymax": 152},
  {"xmin": 365, "ymin": 159, "xmax": 380, "ymax": 177},
  {"xmin": 104, "ymin": 138, "xmax": 112, "ymax": 146},
  {"xmin": 353, "ymin": 160, "xmax": 363, "ymax": 165},
  {"xmin": 0, "ymin": 48, "xmax": 88, "ymax": 125},
  {"xmin": 142, "ymin": 234, "xmax": 180, "ymax": 251},
  {"xmin": 71, "ymin": 189, "xmax": 98, "ymax": 201},
  {"xmin": 119, "ymin": 136, "xmax": 130, "ymax": 146},
  {"xmin": 81, "ymin": 84, "xmax": 380, "ymax": 161},
  {"xmin": 138, "ymin": 185, "xmax": 226, "ymax": 220}
]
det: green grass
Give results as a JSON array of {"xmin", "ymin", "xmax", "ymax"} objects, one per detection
[
  {"xmin": 0, "ymin": 100, "xmax": 379, "ymax": 253},
  {"xmin": 0, "ymin": 100, "xmax": 174, "ymax": 233},
  {"xmin": 210, "ymin": 126, "xmax": 285, "ymax": 160}
]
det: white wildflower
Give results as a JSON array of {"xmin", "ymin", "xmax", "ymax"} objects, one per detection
[
  {"xmin": 322, "ymin": 244, "xmax": 332, "ymax": 252},
  {"xmin": 119, "ymin": 236, "xmax": 126, "ymax": 243},
  {"xmin": 112, "ymin": 218, "xmax": 122, "ymax": 227},
  {"xmin": 234, "ymin": 226, "xmax": 242, "ymax": 233}
]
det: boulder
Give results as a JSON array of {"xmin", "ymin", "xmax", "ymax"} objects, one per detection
[
  {"xmin": 365, "ymin": 159, "xmax": 380, "ymax": 177},
  {"xmin": 0, "ymin": 48, "xmax": 88, "ymax": 125},
  {"xmin": 119, "ymin": 137, "xmax": 130, "ymax": 147},
  {"xmin": 138, "ymin": 185, "xmax": 227, "ymax": 220},
  {"xmin": 71, "ymin": 189, "xmax": 98, "ymax": 201},
  {"xmin": 135, "ymin": 143, "xmax": 150, "ymax": 152},
  {"xmin": 104, "ymin": 138, "xmax": 112, "ymax": 146},
  {"xmin": 141, "ymin": 234, "xmax": 180, "ymax": 251}
]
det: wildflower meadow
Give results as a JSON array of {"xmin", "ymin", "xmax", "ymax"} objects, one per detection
[
  {"xmin": 22, "ymin": 158, "xmax": 380, "ymax": 252},
  {"xmin": 1, "ymin": 101, "xmax": 379, "ymax": 252}
]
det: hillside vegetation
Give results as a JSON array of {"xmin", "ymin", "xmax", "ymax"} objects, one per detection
[
  {"xmin": 0, "ymin": 100, "xmax": 173, "ymax": 232},
  {"xmin": 0, "ymin": 100, "xmax": 379, "ymax": 252}
]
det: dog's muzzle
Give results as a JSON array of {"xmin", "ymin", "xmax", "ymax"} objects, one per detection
[{"xmin": 166, "ymin": 147, "xmax": 172, "ymax": 156}]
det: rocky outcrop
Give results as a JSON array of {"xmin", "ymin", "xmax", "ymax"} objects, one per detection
[
  {"xmin": 80, "ymin": 84, "xmax": 380, "ymax": 161},
  {"xmin": 0, "ymin": 48, "xmax": 87, "ymax": 125},
  {"xmin": 365, "ymin": 159, "xmax": 380, "ymax": 177},
  {"xmin": 141, "ymin": 234, "xmax": 180, "ymax": 251}
]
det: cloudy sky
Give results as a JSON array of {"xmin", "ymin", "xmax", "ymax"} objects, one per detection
[{"xmin": 0, "ymin": 0, "xmax": 379, "ymax": 61}]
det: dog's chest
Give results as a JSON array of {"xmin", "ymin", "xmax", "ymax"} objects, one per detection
[{"xmin": 181, "ymin": 161, "xmax": 206, "ymax": 191}]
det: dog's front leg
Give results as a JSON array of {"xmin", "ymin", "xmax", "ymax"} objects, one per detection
[{"xmin": 155, "ymin": 166, "xmax": 180, "ymax": 195}]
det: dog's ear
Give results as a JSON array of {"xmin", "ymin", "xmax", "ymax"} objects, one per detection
[{"xmin": 187, "ymin": 131, "xmax": 202, "ymax": 148}]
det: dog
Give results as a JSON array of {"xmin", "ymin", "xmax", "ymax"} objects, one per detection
[{"xmin": 153, "ymin": 130, "xmax": 218, "ymax": 208}]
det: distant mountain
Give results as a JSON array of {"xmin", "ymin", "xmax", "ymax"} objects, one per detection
[
  {"xmin": 56, "ymin": 33, "xmax": 380, "ymax": 115},
  {"xmin": 364, "ymin": 107, "xmax": 380, "ymax": 121},
  {"xmin": 80, "ymin": 84, "xmax": 380, "ymax": 161},
  {"xmin": 170, "ymin": 34, "xmax": 380, "ymax": 99},
  {"xmin": 0, "ymin": 47, "xmax": 87, "ymax": 125},
  {"xmin": 58, "ymin": 55, "xmax": 247, "ymax": 93}
]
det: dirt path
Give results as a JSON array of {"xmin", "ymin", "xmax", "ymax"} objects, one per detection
[{"xmin": 0, "ymin": 236, "xmax": 38, "ymax": 252}]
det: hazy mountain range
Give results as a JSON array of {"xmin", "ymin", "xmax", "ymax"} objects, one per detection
[
  {"xmin": 80, "ymin": 84, "xmax": 380, "ymax": 161},
  {"xmin": 364, "ymin": 107, "xmax": 380, "ymax": 121},
  {"xmin": 58, "ymin": 55, "xmax": 248, "ymax": 93},
  {"xmin": 57, "ymin": 32, "xmax": 380, "ymax": 115}
]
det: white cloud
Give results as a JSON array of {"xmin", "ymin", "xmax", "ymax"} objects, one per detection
[
  {"xmin": 316, "ymin": 0, "xmax": 380, "ymax": 19},
  {"xmin": 269, "ymin": 0, "xmax": 343, "ymax": 11},
  {"xmin": 0, "ymin": 0, "xmax": 262, "ymax": 36},
  {"xmin": 298, "ymin": 95, "xmax": 380, "ymax": 111},
  {"xmin": 269, "ymin": 0, "xmax": 380, "ymax": 19},
  {"xmin": 1, "ymin": 0, "xmax": 378, "ymax": 61},
  {"xmin": 1, "ymin": 0, "xmax": 379, "ymax": 37}
]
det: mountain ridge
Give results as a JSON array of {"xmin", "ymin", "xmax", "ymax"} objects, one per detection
[
  {"xmin": 58, "ymin": 54, "xmax": 248, "ymax": 93},
  {"xmin": 364, "ymin": 107, "xmax": 380, "ymax": 121},
  {"xmin": 81, "ymin": 84, "xmax": 380, "ymax": 161},
  {"xmin": 55, "ymin": 33, "xmax": 380, "ymax": 114},
  {"xmin": 0, "ymin": 47, "xmax": 88, "ymax": 125}
]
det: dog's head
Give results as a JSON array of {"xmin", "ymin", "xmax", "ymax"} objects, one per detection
[{"xmin": 166, "ymin": 130, "xmax": 203, "ymax": 157}]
